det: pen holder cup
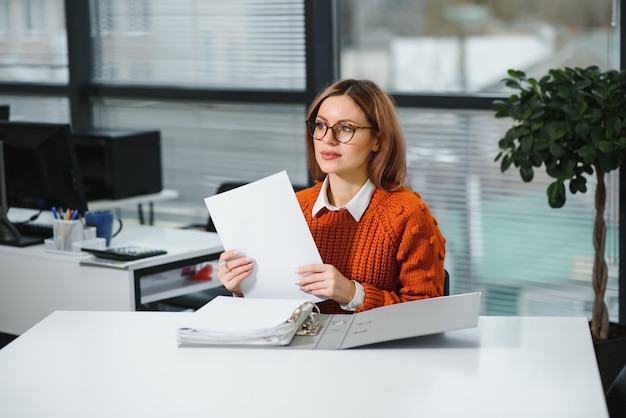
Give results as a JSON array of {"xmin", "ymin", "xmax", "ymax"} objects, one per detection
[{"xmin": 53, "ymin": 220, "xmax": 84, "ymax": 252}]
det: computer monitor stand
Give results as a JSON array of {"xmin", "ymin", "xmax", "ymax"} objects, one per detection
[{"xmin": 0, "ymin": 141, "xmax": 43, "ymax": 247}]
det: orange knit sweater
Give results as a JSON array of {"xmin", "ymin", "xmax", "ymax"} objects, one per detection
[{"xmin": 297, "ymin": 183, "xmax": 446, "ymax": 314}]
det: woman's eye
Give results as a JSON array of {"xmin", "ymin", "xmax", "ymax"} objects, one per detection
[
  {"xmin": 315, "ymin": 121, "xmax": 327, "ymax": 130},
  {"xmin": 340, "ymin": 124, "xmax": 355, "ymax": 133}
]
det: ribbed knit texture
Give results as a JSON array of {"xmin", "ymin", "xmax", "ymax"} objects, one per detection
[{"xmin": 297, "ymin": 183, "xmax": 446, "ymax": 314}]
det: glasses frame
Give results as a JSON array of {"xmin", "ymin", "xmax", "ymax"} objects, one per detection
[{"xmin": 306, "ymin": 120, "xmax": 376, "ymax": 144}]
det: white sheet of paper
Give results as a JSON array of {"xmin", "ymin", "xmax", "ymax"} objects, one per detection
[
  {"xmin": 204, "ymin": 171, "xmax": 324, "ymax": 301},
  {"xmin": 177, "ymin": 296, "xmax": 313, "ymax": 346},
  {"xmin": 184, "ymin": 296, "xmax": 310, "ymax": 333}
]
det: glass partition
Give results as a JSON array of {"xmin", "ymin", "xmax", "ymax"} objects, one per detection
[{"xmin": 340, "ymin": 0, "xmax": 619, "ymax": 93}]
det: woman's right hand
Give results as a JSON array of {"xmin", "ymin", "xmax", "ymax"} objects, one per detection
[{"xmin": 216, "ymin": 250, "xmax": 255, "ymax": 297}]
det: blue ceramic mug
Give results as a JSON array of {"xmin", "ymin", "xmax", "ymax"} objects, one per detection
[{"xmin": 84, "ymin": 210, "xmax": 123, "ymax": 247}]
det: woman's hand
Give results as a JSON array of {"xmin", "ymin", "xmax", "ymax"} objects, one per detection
[
  {"xmin": 216, "ymin": 250, "xmax": 254, "ymax": 297},
  {"xmin": 295, "ymin": 264, "xmax": 356, "ymax": 304}
]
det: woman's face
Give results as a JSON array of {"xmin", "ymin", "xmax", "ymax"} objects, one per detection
[{"xmin": 313, "ymin": 95, "xmax": 379, "ymax": 183}]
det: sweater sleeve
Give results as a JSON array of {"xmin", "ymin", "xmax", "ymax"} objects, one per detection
[{"xmin": 358, "ymin": 195, "xmax": 446, "ymax": 312}]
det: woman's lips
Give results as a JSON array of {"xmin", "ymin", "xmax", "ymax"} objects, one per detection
[{"xmin": 320, "ymin": 150, "xmax": 341, "ymax": 160}]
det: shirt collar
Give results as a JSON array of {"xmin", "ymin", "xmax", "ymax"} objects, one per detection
[{"xmin": 312, "ymin": 177, "xmax": 375, "ymax": 222}]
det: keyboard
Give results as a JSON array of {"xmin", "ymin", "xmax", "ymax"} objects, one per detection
[
  {"xmin": 14, "ymin": 222, "xmax": 53, "ymax": 238},
  {"xmin": 81, "ymin": 246, "xmax": 167, "ymax": 261}
]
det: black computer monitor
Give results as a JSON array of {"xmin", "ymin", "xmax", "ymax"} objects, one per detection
[{"xmin": 0, "ymin": 121, "xmax": 87, "ymax": 247}]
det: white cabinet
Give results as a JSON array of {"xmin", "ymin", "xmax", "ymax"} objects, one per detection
[{"xmin": 0, "ymin": 224, "xmax": 223, "ymax": 334}]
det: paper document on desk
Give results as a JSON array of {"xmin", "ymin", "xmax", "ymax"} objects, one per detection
[
  {"xmin": 177, "ymin": 296, "xmax": 315, "ymax": 346},
  {"xmin": 204, "ymin": 171, "xmax": 324, "ymax": 302}
]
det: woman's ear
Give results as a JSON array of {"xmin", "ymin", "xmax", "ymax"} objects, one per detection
[{"xmin": 372, "ymin": 136, "xmax": 380, "ymax": 153}]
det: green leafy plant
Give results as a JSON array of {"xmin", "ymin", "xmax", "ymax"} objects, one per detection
[{"xmin": 494, "ymin": 66, "xmax": 626, "ymax": 341}]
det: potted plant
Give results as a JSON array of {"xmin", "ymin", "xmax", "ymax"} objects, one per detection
[{"xmin": 493, "ymin": 65, "xmax": 626, "ymax": 389}]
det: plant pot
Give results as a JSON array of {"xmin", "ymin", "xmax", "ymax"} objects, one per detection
[{"xmin": 593, "ymin": 322, "xmax": 626, "ymax": 393}]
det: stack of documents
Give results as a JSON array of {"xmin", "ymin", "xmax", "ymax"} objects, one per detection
[{"xmin": 177, "ymin": 296, "xmax": 316, "ymax": 346}]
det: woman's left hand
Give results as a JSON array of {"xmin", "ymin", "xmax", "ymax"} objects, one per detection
[{"xmin": 295, "ymin": 264, "xmax": 356, "ymax": 304}]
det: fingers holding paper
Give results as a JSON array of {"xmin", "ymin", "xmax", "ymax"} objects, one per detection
[
  {"xmin": 217, "ymin": 250, "xmax": 254, "ymax": 297},
  {"xmin": 296, "ymin": 264, "xmax": 355, "ymax": 305}
]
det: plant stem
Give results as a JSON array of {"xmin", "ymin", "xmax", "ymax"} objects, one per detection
[{"xmin": 591, "ymin": 166, "xmax": 609, "ymax": 341}]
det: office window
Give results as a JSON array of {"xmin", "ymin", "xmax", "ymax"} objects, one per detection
[
  {"xmin": 92, "ymin": 99, "xmax": 308, "ymax": 226},
  {"xmin": 0, "ymin": 1, "xmax": 67, "ymax": 123},
  {"xmin": 87, "ymin": 1, "xmax": 309, "ymax": 225},
  {"xmin": 339, "ymin": 0, "xmax": 621, "ymax": 319},
  {"xmin": 90, "ymin": 0, "xmax": 306, "ymax": 90},
  {"xmin": 93, "ymin": 0, "xmax": 115, "ymax": 33},
  {"xmin": 0, "ymin": 1, "xmax": 10, "ymax": 35},
  {"xmin": 398, "ymin": 109, "xmax": 619, "ymax": 320},
  {"xmin": 0, "ymin": 0, "xmax": 67, "ymax": 83},
  {"xmin": 25, "ymin": 0, "xmax": 45, "ymax": 34},
  {"xmin": 0, "ymin": 95, "xmax": 69, "ymax": 123},
  {"xmin": 340, "ymin": 0, "xmax": 619, "ymax": 93},
  {"xmin": 128, "ymin": 0, "xmax": 148, "ymax": 33}
]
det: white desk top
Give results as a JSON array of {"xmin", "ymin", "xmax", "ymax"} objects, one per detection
[
  {"xmin": 0, "ymin": 313, "xmax": 608, "ymax": 418},
  {"xmin": 0, "ymin": 222, "xmax": 222, "ymax": 268},
  {"xmin": 81, "ymin": 222, "xmax": 223, "ymax": 269}
]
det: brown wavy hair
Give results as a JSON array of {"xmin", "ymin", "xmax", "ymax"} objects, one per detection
[{"xmin": 305, "ymin": 79, "xmax": 407, "ymax": 191}]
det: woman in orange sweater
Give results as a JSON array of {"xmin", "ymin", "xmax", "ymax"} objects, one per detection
[{"xmin": 217, "ymin": 79, "xmax": 446, "ymax": 314}]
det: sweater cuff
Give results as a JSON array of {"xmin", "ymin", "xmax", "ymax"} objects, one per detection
[
  {"xmin": 340, "ymin": 281, "xmax": 364, "ymax": 311},
  {"xmin": 359, "ymin": 283, "xmax": 386, "ymax": 311}
]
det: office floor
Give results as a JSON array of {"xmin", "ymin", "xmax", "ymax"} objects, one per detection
[{"xmin": 0, "ymin": 332, "xmax": 18, "ymax": 350}]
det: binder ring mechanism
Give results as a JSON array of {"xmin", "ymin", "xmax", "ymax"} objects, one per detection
[{"xmin": 290, "ymin": 301, "xmax": 321, "ymax": 336}]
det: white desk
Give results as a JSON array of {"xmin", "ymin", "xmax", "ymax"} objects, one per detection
[
  {"xmin": 89, "ymin": 189, "xmax": 179, "ymax": 225},
  {"xmin": 0, "ymin": 313, "xmax": 608, "ymax": 418},
  {"xmin": 0, "ymin": 224, "xmax": 223, "ymax": 335}
]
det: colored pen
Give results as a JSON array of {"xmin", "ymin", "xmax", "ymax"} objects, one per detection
[
  {"xmin": 70, "ymin": 210, "xmax": 79, "ymax": 220},
  {"xmin": 51, "ymin": 206, "xmax": 59, "ymax": 220}
]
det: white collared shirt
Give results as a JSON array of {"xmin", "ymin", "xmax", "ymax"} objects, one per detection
[
  {"xmin": 311, "ymin": 176, "xmax": 375, "ymax": 310},
  {"xmin": 311, "ymin": 177, "xmax": 376, "ymax": 221}
]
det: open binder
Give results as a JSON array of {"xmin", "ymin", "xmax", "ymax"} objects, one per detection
[
  {"xmin": 293, "ymin": 292, "xmax": 480, "ymax": 349},
  {"xmin": 177, "ymin": 292, "xmax": 481, "ymax": 349},
  {"xmin": 176, "ymin": 297, "xmax": 320, "ymax": 346}
]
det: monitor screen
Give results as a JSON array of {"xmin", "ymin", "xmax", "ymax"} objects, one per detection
[{"xmin": 0, "ymin": 121, "xmax": 87, "ymax": 214}]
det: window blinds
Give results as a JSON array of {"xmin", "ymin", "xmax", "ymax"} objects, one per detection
[
  {"xmin": 398, "ymin": 108, "xmax": 619, "ymax": 320},
  {"xmin": 90, "ymin": 0, "xmax": 306, "ymax": 89}
]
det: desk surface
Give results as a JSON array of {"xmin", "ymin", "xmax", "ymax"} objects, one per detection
[
  {"xmin": 0, "ymin": 313, "xmax": 608, "ymax": 418},
  {"xmin": 0, "ymin": 222, "xmax": 222, "ymax": 269}
]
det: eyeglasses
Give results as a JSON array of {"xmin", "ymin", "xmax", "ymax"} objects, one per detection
[{"xmin": 306, "ymin": 120, "xmax": 376, "ymax": 144}]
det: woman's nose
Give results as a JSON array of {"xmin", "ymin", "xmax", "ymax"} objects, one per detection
[{"xmin": 321, "ymin": 128, "xmax": 338, "ymax": 144}]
